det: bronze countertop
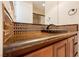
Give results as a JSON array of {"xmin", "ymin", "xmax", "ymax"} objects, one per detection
[{"xmin": 3, "ymin": 31, "xmax": 77, "ymax": 56}]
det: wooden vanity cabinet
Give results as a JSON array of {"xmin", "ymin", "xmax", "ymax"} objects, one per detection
[{"xmin": 25, "ymin": 35, "xmax": 77, "ymax": 57}]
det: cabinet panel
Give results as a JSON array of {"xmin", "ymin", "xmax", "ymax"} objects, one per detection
[
  {"xmin": 74, "ymin": 44, "xmax": 78, "ymax": 56},
  {"xmin": 25, "ymin": 45, "xmax": 53, "ymax": 57},
  {"xmin": 53, "ymin": 40, "xmax": 67, "ymax": 57},
  {"xmin": 67, "ymin": 37, "xmax": 74, "ymax": 56},
  {"xmin": 74, "ymin": 36, "xmax": 78, "ymax": 44}
]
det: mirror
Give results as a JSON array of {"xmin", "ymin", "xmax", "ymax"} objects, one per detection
[
  {"xmin": 13, "ymin": 1, "xmax": 45, "ymax": 24},
  {"xmin": 33, "ymin": 1, "xmax": 45, "ymax": 24}
]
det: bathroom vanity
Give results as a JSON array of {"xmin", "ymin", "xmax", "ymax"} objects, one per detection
[{"xmin": 3, "ymin": 30, "xmax": 78, "ymax": 57}]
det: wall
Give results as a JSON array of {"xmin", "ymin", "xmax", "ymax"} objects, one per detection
[
  {"xmin": 45, "ymin": 1, "xmax": 58, "ymax": 25},
  {"xmin": 0, "ymin": 2, "xmax": 2, "ymax": 56},
  {"xmin": 14, "ymin": 1, "xmax": 33, "ymax": 23},
  {"xmin": 58, "ymin": 1, "xmax": 79, "ymax": 25},
  {"xmin": 45, "ymin": 1, "xmax": 79, "ymax": 25}
]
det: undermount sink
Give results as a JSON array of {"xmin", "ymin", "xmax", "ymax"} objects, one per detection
[
  {"xmin": 41, "ymin": 29, "xmax": 68, "ymax": 33},
  {"xmin": 41, "ymin": 24, "xmax": 68, "ymax": 33}
]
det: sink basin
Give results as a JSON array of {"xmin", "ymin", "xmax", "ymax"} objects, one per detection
[{"xmin": 41, "ymin": 29, "xmax": 68, "ymax": 33}]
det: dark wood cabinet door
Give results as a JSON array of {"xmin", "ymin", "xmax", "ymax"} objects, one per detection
[
  {"xmin": 53, "ymin": 40, "xmax": 68, "ymax": 57},
  {"xmin": 25, "ymin": 45, "xmax": 53, "ymax": 57}
]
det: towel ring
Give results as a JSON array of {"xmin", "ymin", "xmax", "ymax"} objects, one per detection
[{"xmin": 68, "ymin": 9, "xmax": 77, "ymax": 16}]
